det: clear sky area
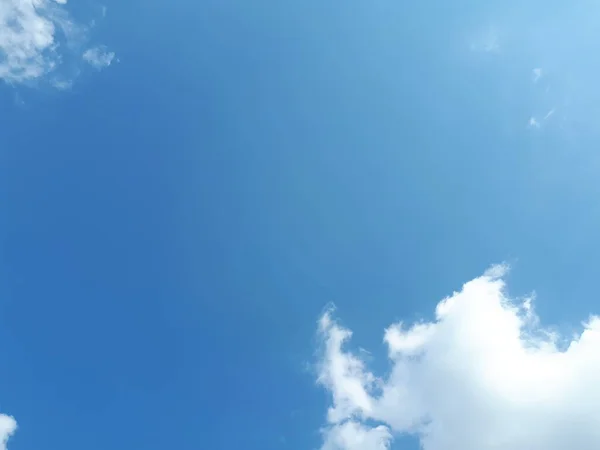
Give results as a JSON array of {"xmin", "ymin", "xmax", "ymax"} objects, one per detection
[{"xmin": 2, "ymin": 1, "xmax": 600, "ymax": 450}]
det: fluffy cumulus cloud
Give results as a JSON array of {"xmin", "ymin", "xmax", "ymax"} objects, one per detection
[
  {"xmin": 0, "ymin": 0, "xmax": 114, "ymax": 86},
  {"xmin": 316, "ymin": 265, "xmax": 600, "ymax": 450}
]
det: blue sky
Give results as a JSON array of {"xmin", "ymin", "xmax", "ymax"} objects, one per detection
[{"xmin": 2, "ymin": 1, "xmax": 600, "ymax": 450}]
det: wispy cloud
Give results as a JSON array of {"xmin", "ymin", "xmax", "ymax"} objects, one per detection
[
  {"xmin": 0, "ymin": 0, "xmax": 114, "ymax": 86},
  {"xmin": 528, "ymin": 116, "xmax": 540, "ymax": 128},
  {"xmin": 469, "ymin": 4, "xmax": 600, "ymax": 136},
  {"xmin": 315, "ymin": 265, "xmax": 600, "ymax": 450},
  {"xmin": 543, "ymin": 108, "xmax": 556, "ymax": 120},
  {"xmin": 83, "ymin": 45, "xmax": 115, "ymax": 70},
  {"xmin": 528, "ymin": 108, "xmax": 557, "ymax": 130}
]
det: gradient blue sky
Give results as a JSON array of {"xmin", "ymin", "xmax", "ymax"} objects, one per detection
[{"xmin": 2, "ymin": 1, "xmax": 600, "ymax": 450}]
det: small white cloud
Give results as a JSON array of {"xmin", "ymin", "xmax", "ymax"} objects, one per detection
[
  {"xmin": 83, "ymin": 46, "xmax": 115, "ymax": 70},
  {"xmin": 532, "ymin": 68, "xmax": 543, "ymax": 83},
  {"xmin": 527, "ymin": 108, "xmax": 556, "ymax": 130},
  {"xmin": 0, "ymin": 0, "xmax": 111, "ymax": 86},
  {"xmin": 528, "ymin": 116, "xmax": 540, "ymax": 128},
  {"xmin": 315, "ymin": 265, "xmax": 600, "ymax": 450},
  {"xmin": 51, "ymin": 78, "xmax": 74, "ymax": 90},
  {"xmin": 0, "ymin": 414, "xmax": 16, "ymax": 450}
]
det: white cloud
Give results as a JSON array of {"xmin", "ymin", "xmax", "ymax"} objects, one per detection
[
  {"xmin": 0, "ymin": 414, "xmax": 16, "ymax": 450},
  {"xmin": 82, "ymin": 45, "xmax": 115, "ymax": 70},
  {"xmin": 315, "ymin": 265, "xmax": 600, "ymax": 450},
  {"xmin": 532, "ymin": 68, "xmax": 543, "ymax": 83},
  {"xmin": 0, "ymin": 0, "xmax": 113, "ymax": 86},
  {"xmin": 528, "ymin": 116, "xmax": 540, "ymax": 128},
  {"xmin": 544, "ymin": 108, "xmax": 556, "ymax": 120},
  {"xmin": 527, "ymin": 108, "xmax": 557, "ymax": 130},
  {"xmin": 322, "ymin": 421, "xmax": 392, "ymax": 450}
]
